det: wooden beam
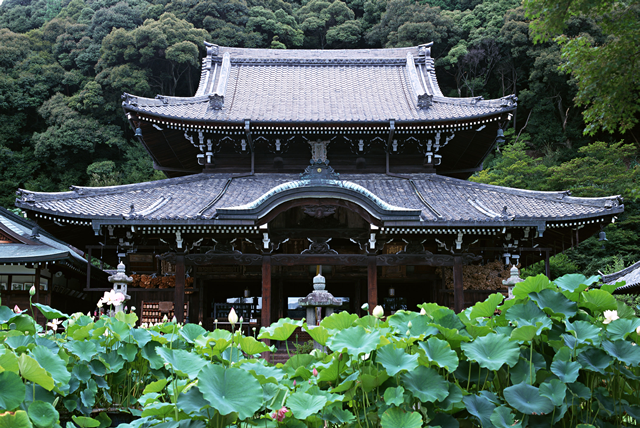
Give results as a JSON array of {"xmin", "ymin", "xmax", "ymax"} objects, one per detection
[
  {"xmin": 175, "ymin": 254, "xmax": 185, "ymax": 323},
  {"xmin": 544, "ymin": 250, "xmax": 551, "ymax": 278},
  {"xmin": 367, "ymin": 255, "xmax": 377, "ymax": 312},
  {"xmin": 453, "ymin": 256, "xmax": 464, "ymax": 313},
  {"xmin": 261, "ymin": 256, "xmax": 272, "ymax": 329}
]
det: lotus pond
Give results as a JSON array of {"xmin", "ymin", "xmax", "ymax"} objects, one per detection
[{"xmin": 1, "ymin": 273, "xmax": 640, "ymax": 427}]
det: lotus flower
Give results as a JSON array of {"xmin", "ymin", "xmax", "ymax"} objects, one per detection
[
  {"xmin": 47, "ymin": 318, "xmax": 62, "ymax": 332},
  {"xmin": 372, "ymin": 305, "xmax": 384, "ymax": 318},
  {"xmin": 603, "ymin": 310, "xmax": 619, "ymax": 324},
  {"xmin": 271, "ymin": 406, "xmax": 288, "ymax": 422},
  {"xmin": 13, "ymin": 305, "xmax": 20, "ymax": 314},
  {"xmin": 420, "ymin": 307, "xmax": 426, "ymax": 315},
  {"xmin": 636, "ymin": 325, "xmax": 640, "ymax": 335},
  {"xmin": 313, "ymin": 367, "xmax": 318, "ymax": 377},
  {"xmin": 228, "ymin": 307, "xmax": 238, "ymax": 325},
  {"xmin": 29, "ymin": 285, "xmax": 36, "ymax": 296}
]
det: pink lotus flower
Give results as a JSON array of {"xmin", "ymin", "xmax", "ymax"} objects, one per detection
[
  {"xmin": 312, "ymin": 368, "xmax": 318, "ymax": 377},
  {"xmin": 271, "ymin": 406, "xmax": 288, "ymax": 422},
  {"xmin": 13, "ymin": 305, "xmax": 20, "ymax": 314}
]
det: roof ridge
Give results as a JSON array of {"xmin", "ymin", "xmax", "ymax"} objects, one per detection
[{"xmin": 602, "ymin": 260, "xmax": 640, "ymax": 283}]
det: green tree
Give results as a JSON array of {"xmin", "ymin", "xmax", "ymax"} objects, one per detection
[
  {"xmin": 296, "ymin": 0, "xmax": 359, "ymax": 48},
  {"xmin": 246, "ymin": 6, "xmax": 304, "ymax": 48}
]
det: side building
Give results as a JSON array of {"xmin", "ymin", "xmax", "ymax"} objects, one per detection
[{"xmin": 15, "ymin": 44, "xmax": 623, "ymax": 327}]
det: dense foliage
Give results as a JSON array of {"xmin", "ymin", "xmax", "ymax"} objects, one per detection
[
  {"xmin": 1, "ymin": 273, "xmax": 640, "ymax": 427},
  {"xmin": 0, "ymin": 0, "xmax": 638, "ymax": 273}
]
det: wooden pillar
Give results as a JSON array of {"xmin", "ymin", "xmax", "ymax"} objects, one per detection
[
  {"xmin": 367, "ymin": 255, "xmax": 377, "ymax": 312},
  {"xmin": 198, "ymin": 278, "xmax": 204, "ymax": 324},
  {"xmin": 261, "ymin": 256, "xmax": 272, "ymax": 329},
  {"xmin": 354, "ymin": 279, "xmax": 361, "ymax": 316},
  {"xmin": 453, "ymin": 256, "xmax": 464, "ymax": 313},
  {"xmin": 175, "ymin": 254, "xmax": 185, "ymax": 323},
  {"xmin": 86, "ymin": 247, "xmax": 92, "ymax": 290},
  {"xmin": 544, "ymin": 250, "xmax": 551, "ymax": 278}
]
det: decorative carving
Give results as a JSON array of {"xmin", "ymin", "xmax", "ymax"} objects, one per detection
[
  {"xmin": 417, "ymin": 94, "xmax": 433, "ymax": 109},
  {"xmin": 209, "ymin": 94, "xmax": 224, "ymax": 110},
  {"xmin": 204, "ymin": 41, "xmax": 219, "ymax": 56},
  {"xmin": 377, "ymin": 253, "xmax": 481, "ymax": 266},
  {"xmin": 209, "ymin": 239, "xmax": 239, "ymax": 254},
  {"xmin": 302, "ymin": 238, "xmax": 338, "ymax": 255},
  {"xmin": 300, "ymin": 160, "xmax": 340, "ymax": 181},
  {"xmin": 302, "ymin": 205, "xmax": 336, "ymax": 219},
  {"xmin": 398, "ymin": 239, "xmax": 432, "ymax": 255},
  {"xmin": 308, "ymin": 140, "xmax": 329, "ymax": 163}
]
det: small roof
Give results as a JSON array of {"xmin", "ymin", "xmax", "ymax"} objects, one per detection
[
  {"xmin": 0, "ymin": 207, "xmax": 86, "ymax": 264},
  {"xmin": 602, "ymin": 261, "xmax": 640, "ymax": 293},
  {"xmin": 15, "ymin": 173, "xmax": 622, "ymax": 227},
  {"xmin": 122, "ymin": 44, "xmax": 516, "ymax": 124}
]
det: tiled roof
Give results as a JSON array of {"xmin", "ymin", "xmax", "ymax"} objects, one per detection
[
  {"xmin": 602, "ymin": 261, "xmax": 640, "ymax": 292},
  {"xmin": 122, "ymin": 45, "xmax": 516, "ymax": 124},
  {"xmin": 15, "ymin": 173, "xmax": 622, "ymax": 225},
  {"xmin": 0, "ymin": 207, "xmax": 86, "ymax": 264}
]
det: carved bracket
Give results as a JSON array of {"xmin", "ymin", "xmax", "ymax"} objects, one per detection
[{"xmin": 301, "ymin": 237, "xmax": 338, "ymax": 255}]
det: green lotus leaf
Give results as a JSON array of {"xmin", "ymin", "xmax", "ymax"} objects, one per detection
[
  {"xmin": 554, "ymin": 274, "xmax": 599, "ymax": 292},
  {"xmin": 28, "ymin": 400, "xmax": 59, "ymax": 428},
  {"xmin": 470, "ymin": 293, "xmax": 504, "ymax": 319},
  {"xmin": 198, "ymin": 365, "xmax": 262, "ymax": 420},
  {"xmin": 529, "ymin": 288, "xmax": 577, "ymax": 319},
  {"xmin": 81, "ymin": 386, "xmax": 96, "ymax": 408},
  {"xmin": 258, "ymin": 318, "xmax": 303, "ymax": 341},
  {"xmin": 143, "ymin": 379, "xmax": 169, "ymax": 394},
  {"xmin": 461, "ymin": 333, "xmax": 519, "ymax": 371},
  {"xmin": 387, "ymin": 311, "xmax": 418, "ymax": 329},
  {"xmin": 418, "ymin": 337, "xmax": 459, "ymax": 372},
  {"xmin": 384, "ymin": 386, "xmax": 405, "ymax": 407},
  {"xmin": 99, "ymin": 351, "xmax": 125, "ymax": 373},
  {"xmin": 72, "ymin": 364, "xmax": 91, "ymax": 382},
  {"xmin": 577, "ymin": 348, "xmax": 613, "ymax": 374},
  {"xmin": 243, "ymin": 362, "xmax": 285, "ymax": 383},
  {"xmin": 239, "ymin": 336, "xmax": 270, "ymax": 355},
  {"xmin": 567, "ymin": 382, "xmax": 591, "ymax": 400},
  {"xmin": 0, "ymin": 306, "xmax": 23, "ymax": 324},
  {"xmin": 320, "ymin": 311, "xmax": 358, "ymax": 331},
  {"xmin": 72, "ymin": 415, "xmax": 100, "ymax": 427},
  {"xmin": 32, "ymin": 303, "xmax": 69, "ymax": 320},
  {"xmin": 107, "ymin": 320, "xmax": 131, "ymax": 341},
  {"xmin": 580, "ymin": 289, "xmax": 617, "ymax": 313},
  {"xmin": 65, "ymin": 340, "xmax": 98, "ymax": 362},
  {"xmin": 431, "ymin": 307, "xmax": 465, "ymax": 331},
  {"xmin": 539, "ymin": 379, "xmax": 566, "ymax": 405},
  {"xmin": 360, "ymin": 365, "xmax": 390, "ymax": 391},
  {"xmin": 303, "ymin": 325, "xmax": 329, "ymax": 346},
  {"xmin": 131, "ymin": 328, "xmax": 152, "ymax": 347},
  {"xmin": 428, "ymin": 323, "xmax": 471, "ymax": 346},
  {"xmin": 550, "ymin": 359, "xmax": 581, "ymax": 383},
  {"xmin": 602, "ymin": 340, "xmax": 640, "ymax": 366},
  {"xmin": 12, "ymin": 315, "xmax": 36, "ymax": 335},
  {"xmin": 466, "ymin": 324, "xmax": 493, "ymax": 339},
  {"xmin": 322, "ymin": 402, "xmax": 355, "ymax": 425},
  {"xmin": 401, "ymin": 366, "xmax": 449, "ymax": 403},
  {"xmin": 31, "ymin": 345, "xmax": 70, "ymax": 387},
  {"xmin": 140, "ymin": 402, "xmax": 175, "ymax": 418},
  {"xmin": 177, "ymin": 386, "xmax": 210, "ymax": 417},
  {"xmin": 0, "ymin": 371, "xmax": 26, "ymax": 410},
  {"xmin": 157, "ymin": 348, "xmax": 207, "ymax": 380},
  {"xmin": 504, "ymin": 382, "xmax": 555, "ymax": 415},
  {"xmin": 624, "ymin": 405, "xmax": 640, "ymax": 420},
  {"xmin": 491, "ymin": 405, "xmax": 523, "ymax": 428},
  {"xmin": 377, "ymin": 344, "xmax": 418, "ymax": 376},
  {"xmin": 0, "ymin": 410, "xmax": 32, "ymax": 428},
  {"xmin": 89, "ymin": 359, "xmax": 107, "ymax": 377},
  {"xmin": 438, "ymin": 383, "xmax": 464, "ymax": 413},
  {"xmin": 283, "ymin": 354, "xmax": 315, "ymax": 378},
  {"xmin": 510, "ymin": 325, "xmax": 539, "ymax": 343},
  {"xmin": 286, "ymin": 391, "xmax": 327, "ymax": 420},
  {"xmin": 380, "ymin": 407, "xmax": 422, "ymax": 428},
  {"xmin": 117, "ymin": 343, "xmax": 139, "ymax": 362},
  {"xmin": 0, "ymin": 349, "xmax": 19, "ymax": 374},
  {"xmin": 463, "ymin": 394, "xmax": 495, "ymax": 428},
  {"xmin": 179, "ymin": 323, "xmax": 206, "ymax": 343},
  {"xmin": 18, "ymin": 354, "xmax": 54, "ymax": 391},
  {"xmin": 141, "ymin": 342, "xmax": 165, "ymax": 370},
  {"xmin": 505, "ymin": 300, "xmax": 549, "ymax": 329},
  {"xmin": 5, "ymin": 335, "xmax": 34, "ymax": 351},
  {"xmin": 565, "ymin": 320, "xmax": 602, "ymax": 346},
  {"xmin": 327, "ymin": 325, "xmax": 380, "ymax": 356},
  {"xmin": 512, "ymin": 274, "xmax": 552, "ymax": 299},
  {"xmin": 306, "ymin": 386, "xmax": 342, "ymax": 405},
  {"xmin": 606, "ymin": 318, "xmax": 640, "ymax": 341}
]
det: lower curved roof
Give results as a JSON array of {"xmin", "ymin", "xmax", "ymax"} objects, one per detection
[{"xmin": 15, "ymin": 173, "xmax": 622, "ymax": 227}]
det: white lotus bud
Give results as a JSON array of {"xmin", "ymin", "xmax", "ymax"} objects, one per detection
[
  {"xmin": 228, "ymin": 308, "xmax": 238, "ymax": 325},
  {"xmin": 420, "ymin": 308, "xmax": 426, "ymax": 315},
  {"xmin": 636, "ymin": 325, "xmax": 640, "ymax": 335},
  {"xmin": 29, "ymin": 285, "xmax": 36, "ymax": 296},
  {"xmin": 407, "ymin": 321, "xmax": 412, "ymax": 328},
  {"xmin": 372, "ymin": 305, "xmax": 384, "ymax": 319}
]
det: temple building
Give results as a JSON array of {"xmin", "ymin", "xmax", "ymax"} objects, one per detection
[{"xmin": 15, "ymin": 44, "xmax": 623, "ymax": 328}]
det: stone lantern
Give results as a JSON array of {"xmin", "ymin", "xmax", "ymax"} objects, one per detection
[
  {"xmin": 502, "ymin": 265, "xmax": 523, "ymax": 300},
  {"xmin": 298, "ymin": 272, "xmax": 341, "ymax": 326},
  {"xmin": 108, "ymin": 261, "xmax": 132, "ymax": 313}
]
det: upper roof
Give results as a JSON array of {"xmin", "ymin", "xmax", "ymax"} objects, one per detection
[
  {"xmin": 121, "ymin": 44, "xmax": 516, "ymax": 124},
  {"xmin": 15, "ymin": 172, "xmax": 622, "ymax": 227},
  {"xmin": 0, "ymin": 207, "xmax": 86, "ymax": 264},
  {"xmin": 602, "ymin": 261, "xmax": 640, "ymax": 292}
]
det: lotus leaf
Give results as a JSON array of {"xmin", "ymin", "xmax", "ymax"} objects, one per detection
[
  {"xmin": 141, "ymin": 402, "xmax": 175, "ymax": 418},
  {"xmin": 384, "ymin": 386, "xmax": 405, "ymax": 406},
  {"xmin": 322, "ymin": 403, "xmax": 355, "ymax": 424},
  {"xmin": 316, "ymin": 359, "xmax": 343, "ymax": 384},
  {"xmin": 438, "ymin": 383, "xmax": 464, "ymax": 412},
  {"xmin": 131, "ymin": 328, "xmax": 152, "ymax": 347},
  {"xmin": 380, "ymin": 407, "xmax": 422, "ymax": 428},
  {"xmin": 529, "ymin": 288, "xmax": 577, "ymax": 319},
  {"xmin": 18, "ymin": 354, "xmax": 54, "ymax": 391},
  {"xmin": 327, "ymin": 325, "xmax": 380, "ymax": 356},
  {"xmin": 565, "ymin": 320, "xmax": 602, "ymax": 346},
  {"xmin": 198, "ymin": 365, "xmax": 262, "ymax": 420},
  {"xmin": 510, "ymin": 325, "xmax": 539, "ymax": 342},
  {"xmin": 430, "ymin": 413, "xmax": 459, "ymax": 428},
  {"xmin": 504, "ymin": 382, "xmax": 554, "ymax": 415},
  {"xmin": 88, "ymin": 359, "xmax": 107, "ymax": 376},
  {"xmin": 32, "ymin": 303, "xmax": 68, "ymax": 320},
  {"xmin": 303, "ymin": 325, "xmax": 329, "ymax": 346},
  {"xmin": 5, "ymin": 335, "xmax": 34, "ymax": 350},
  {"xmin": 512, "ymin": 274, "xmax": 552, "ymax": 299},
  {"xmin": 117, "ymin": 343, "xmax": 138, "ymax": 362},
  {"xmin": 12, "ymin": 315, "xmax": 36, "ymax": 334},
  {"xmin": 306, "ymin": 386, "xmax": 342, "ymax": 405},
  {"xmin": 81, "ymin": 387, "xmax": 96, "ymax": 408},
  {"xmin": 0, "ymin": 410, "xmax": 32, "ymax": 428},
  {"xmin": 141, "ymin": 342, "xmax": 165, "ymax": 370},
  {"xmin": 143, "ymin": 379, "xmax": 169, "ymax": 394},
  {"xmin": 360, "ymin": 365, "xmax": 390, "ymax": 391},
  {"xmin": 624, "ymin": 405, "xmax": 640, "ymax": 420},
  {"xmin": 491, "ymin": 406, "xmax": 522, "ymax": 428},
  {"xmin": 72, "ymin": 364, "xmax": 91, "ymax": 382},
  {"xmin": 418, "ymin": 337, "xmax": 459, "ymax": 372},
  {"xmin": 554, "ymin": 274, "xmax": 598, "ymax": 292},
  {"xmin": 0, "ymin": 348, "xmax": 19, "ymax": 374},
  {"xmin": 99, "ymin": 351, "xmax": 125, "ymax": 373},
  {"xmin": 0, "ymin": 371, "xmax": 26, "ymax": 410},
  {"xmin": 65, "ymin": 340, "xmax": 98, "ymax": 362},
  {"xmin": 463, "ymin": 394, "xmax": 495, "ymax": 428},
  {"xmin": 429, "ymin": 323, "xmax": 472, "ymax": 346},
  {"xmin": 539, "ymin": 379, "xmax": 566, "ymax": 405},
  {"xmin": 239, "ymin": 336, "xmax": 270, "ymax": 355},
  {"xmin": 550, "ymin": 359, "xmax": 581, "ymax": 383},
  {"xmin": 258, "ymin": 318, "xmax": 303, "ymax": 341},
  {"xmin": 577, "ymin": 348, "xmax": 612, "ymax": 374},
  {"xmin": 606, "ymin": 318, "xmax": 640, "ymax": 341},
  {"xmin": 377, "ymin": 344, "xmax": 418, "ymax": 376},
  {"xmin": 505, "ymin": 301, "xmax": 549, "ymax": 329},
  {"xmin": 602, "ymin": 340, "xmax": 640, "ymax": 366},
  {"xmin": 28, "ymin": 400, "xmax": 58, "ymax": 428},
  {"xmin": 179, "ymin": 324, "xmax": 206, "ymax": 343},
  {"xmin": 431, "ymin": 307, "xmax": 465, "ymax": 331},
  {"xmin": 580, "ymin": 289, "xmax": 617, "ymax": 312},
  {"xmin": 31, "ymin": 345, "xmax": 70, "ymax": 387},
  {"xmin": 286, "ymin": 391, "xmax": 327, "ymax": 420},
  {"xmin": 461, "ymin": 333, "xmax": 519, "ymax": 371},
  {"xmin": 243, "ymin": 362, "xmax": 285, "ymax": 383},
  {"xmin": 470, "ymin": 293, "xmax": 504, "ymax": 319},
  {"xmin": 177, "ymin": 386, "xmax": 210, "ymax": 417},
  {"xmin": 401, "ymin": 366, "xmax": 449, "ymax": 403},
  {"xmin": 0, "ymin": 306, "xmax": 23, "ymax": 324},
  {"xmin": 567, "ymin": 382, "xmax": 591, "ymax": 400}
]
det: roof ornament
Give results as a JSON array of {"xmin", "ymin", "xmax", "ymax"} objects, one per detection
[
  {"xmin": 417, "ymin": 94, "xmax": 433, "ymax": 109},
  {"xmin": 418, "ymin": 42, "xmax": 433, "ymax": 57},
  {"xmin": 209, "ymin": 94, "xmax": 223, "ymax": 110},
  {"xmin": 300, "ymin": 140, "xmax": 340, "ymax": 182},
  {"xmin": 204, "ymin": 41, "xmax": 219, "ymax": 56}
]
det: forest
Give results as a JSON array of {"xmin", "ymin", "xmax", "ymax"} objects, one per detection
[{"xmin": 0, "ymin": 0, "xmax": 638, "ymax": 276}]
